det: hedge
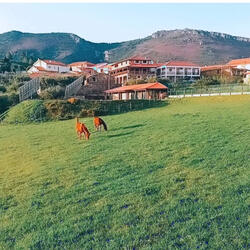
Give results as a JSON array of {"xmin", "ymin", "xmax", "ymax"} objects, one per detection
[
  {"xmin": 44, "ymin": 99, "xmax": 165, "ymax": 120},
  {"xmin": 3, "ymin": 99, "xmax": 166, "ymax": 123}
]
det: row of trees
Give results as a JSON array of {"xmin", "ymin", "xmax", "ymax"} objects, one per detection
[{"xmin": 0, "ymin": 52, "xmax": 35, "ymax": 73}]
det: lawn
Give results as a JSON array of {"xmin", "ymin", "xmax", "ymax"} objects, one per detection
[{"xmin": 0, "ymin": 96, "xmax": 249, "ymax": 249}]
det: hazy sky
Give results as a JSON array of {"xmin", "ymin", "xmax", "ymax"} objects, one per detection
[{"xmin": 0, "ymin": 3, "xmax": 249, "ymax": 42}]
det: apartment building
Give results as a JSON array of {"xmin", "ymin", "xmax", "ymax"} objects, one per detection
[
  {"xmin": 157, "ymin": 61, "xmax": 200, "ymax": 82},
  {"xmin": 110, "ymin": 56, "xmax": 159, "ymax": 85}
]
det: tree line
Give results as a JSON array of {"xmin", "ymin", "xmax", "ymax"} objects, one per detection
[{"xmin": 0, "ymin": 51, "xmax": 35, "ymax": 73}]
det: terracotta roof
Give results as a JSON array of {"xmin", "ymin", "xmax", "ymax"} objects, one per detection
[
  {"xmin": 31, "ymin": 66, "xmax": 55, "ymax": 73},
  {"xmin": 130, "ymin": 56, "xmax": 152, "ymax": 61},
  {"xmin": 105, "ymin": 82, "xmax": 167, "ymax": 93},
  {"xmin": 164, "ymin": 61, "xmax": 200, "ymax": 67},
  {"xmin": 35, "ymin": 66, "xmax": 52, "ymax": 72},
  {"xmin": 111, "ymin": 56, "xmax": 154, "ymax": 65},
  {"xmin": 201, "ymin": 64, "xmax": 232, "ymax": 71},
  {"xmin": 129, "ymin": 63, "xmax": 160, "ymax": 68},
  {"xmin": 227, "ymin": 58, "xmax": 250, "ymax": 66},
  {"xmin": 43, "ymin": 60, "xmax": 67, "ymax": 66},
  {"xmin": 69, "ymin": 61, "xmax": 95, "ymax": 67}
]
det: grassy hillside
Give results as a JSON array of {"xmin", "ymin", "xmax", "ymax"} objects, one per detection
[{"xmin": 0, "ymin": 96, "xmax": 249, "ymax": 249}]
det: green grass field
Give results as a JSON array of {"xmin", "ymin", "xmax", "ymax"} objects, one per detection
[{"xmin": 0, "ymin": 96, "xmax": 249, "ymax": 249}]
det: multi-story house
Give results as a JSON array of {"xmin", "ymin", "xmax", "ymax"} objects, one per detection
[
  {"xmin": 69, "ymin": 61, "xmax": 95, "ymax": 75},
  {"xmin": 28, "ymin": 59, "xmax": 70, "ymax": 74},
  {"xmin": 92, "ymin": 63, "xmax": 111, "ymax": 74},
  {"xmin": 157, "ymin": 61, "xmax": 201, "ymax": 82},
  {"xmin": 110, "ymin": 56, "xmax": 159, "ymax": 85}
]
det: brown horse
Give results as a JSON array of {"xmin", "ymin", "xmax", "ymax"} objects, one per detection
[
  {"xmin": 93, "ymin": 117, "xmax": 107, "ymax": 132},
  {"xmin": 76, "ymin": 117, "xmax": 91, "ymax": 140}
]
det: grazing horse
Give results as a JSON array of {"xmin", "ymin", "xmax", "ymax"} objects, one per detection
[
  {"xmin": 93, "ymin": 117, "xmax": 107, "ymax": 132},
  {"xmin": 76, "ymin": 117, "xmax": 91, "ymax": 140}
]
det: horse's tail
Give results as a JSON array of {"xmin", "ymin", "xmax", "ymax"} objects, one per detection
[{"xmin": 100, "ymin": 118, "xmax": 107, "ymax": 131}]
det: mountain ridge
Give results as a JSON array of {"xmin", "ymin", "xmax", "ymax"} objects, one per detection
[{"xmin": 0, "ymin": 29, "xmax": 250, "ymax": 66}]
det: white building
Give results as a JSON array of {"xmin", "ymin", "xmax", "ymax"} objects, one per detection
[
  {"xmin": 68, "ymin": 61, "xmax": 95, "ymax": 73},
  {"xmin": 227, "ymin": 58, "xmax": 250, "ymax": 71},
  {"xmin": 156, "ymin": 61, "xmax": 201, "ymax": 82},
  {"xmin": 28, "ymin": 59, "xmax": 70, "ymax": 74}
]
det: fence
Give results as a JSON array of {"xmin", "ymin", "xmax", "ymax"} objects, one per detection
[
  {"xmin": 64, "ymin": 76, "xmax": 84, "ymax": 98},
  {"xmin": 169, "ymin": 84, "xmax": 250, "ymax": 98},
  {"xmin": 19, "ymin": 77, "xmax": 40, "ymax": 102},
  {"xmin": 45, "ymin": 99, "xmax": 165, "ymax": 120},
  {"xmin": 0, "ymin": 109, "xmax": 9, "ymax": 123}
]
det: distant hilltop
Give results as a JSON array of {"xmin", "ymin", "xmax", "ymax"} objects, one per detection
[{"xmin": 0, "ymin": 29, "xmax": 250, "ymax": 66}]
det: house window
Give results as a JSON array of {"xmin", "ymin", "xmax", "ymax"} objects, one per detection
[
  {"xmin": 92, "ymin": 77, "xmax": 96, "ymax": 82},
  {"xmin": 135, "ymin": 60, "xmax": 139, "ymax": 64},
  {"xmin": 143, "ymin": 60, "xmax": 147, "ymax": 64}
]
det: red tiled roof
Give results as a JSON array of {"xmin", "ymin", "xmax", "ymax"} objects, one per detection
[
  {"xmin": 129, "ymin": 63, "xmax": 160, "ymax": 68},
  {"xmin": 164, "ymin": 61, "xmax": 200, "ymax": 67},
  {"xmin": 130, "ymin": 56, "xmax": 152, "ymax": 61},
  {"xmin": 43, "ymin": 60, "xmax": 67, "ymax": 66},
  {"xmin": 105, "ymin": 82, "xmax": 167, "ymax": 93},
  {"xmin": 201, "ymin": 64, "xmax": 232, "ymax": 71},
  {"xmin": 69, "ymin": 61, "xmax": 95, "ymax": 67},
  {"xmin": 31, "ymin": 66, "xmax": 55, "ymax": 73},
  {"xmin": 227, "ymin": 58, "xmax": 250, "ymax": 66},
  {"xmin": 110, "ymin": 56, "xmax": 154, "ymax": 65}
]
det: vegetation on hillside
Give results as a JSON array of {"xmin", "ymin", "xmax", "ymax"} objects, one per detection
[
  {"xmin": 0, "ymin": 29, "xmax": 250, "ymax": 65},
  {"xmin": 0, "ymin": 96, "xmax": 249, "ymax": 249}
]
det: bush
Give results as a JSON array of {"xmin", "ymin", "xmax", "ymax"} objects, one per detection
[
  {"xmin": 4, "ymin": 100, "xmax": 48, "ymax": 124},
  {"xmin": 192, "ymin": 77, "xmax": 220, "ymax": 87},
  {"xmin": 0, "ymin": 85, "xmax": 6, "ymax": 93},
  {"xmin": 192, "ymin": 76, "xmax": 243, "ymax": 87},
  {"xmin": 40, "ymin": 76, "xmax": 78, "ymax": 89},
  {"xmin": 0, "ymin": 95, "xmax": 10, "ymax": 114},
  {"xmin": 0, "ymin": 93, "xmax": 19, "ymax": 114},
  {"xmin": 39, "ymin": 86, "xmax": 65, "ymax": 100},
  {"xmin": 45, "ymin": 99, "xmax": 165, "ymax": 120}
]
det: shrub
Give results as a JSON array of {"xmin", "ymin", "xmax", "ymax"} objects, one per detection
[
  {"xmin": 4, "ymin": 100, "xmax": 48, "ymax": 124},
  {"xmin": 44, "ymin": 99, "xmax": 165, "ymax": 120},
  {"xmin": 192, "ymin": 76, "xmax": 243, "ymax": 87},
  {"xmin": 40, "ymin": 76, "xmax": 78, "ymax": 89},
  {"xmin": 8, "ymin": 93, "xmax": 19, "ymax": 106},
  {"xmin": 0, "ymin": 93, "xmax": 19, "ymax": 114},
  {"xmin": 0, "ymin": 85, "xmax": 6, "ymax": 93},
  {"xmin": 0, "ymin": 95, "xmax": 10, "ymax": 114},
  {"xmin": 192, "ymin": 77, "xmax": 221, "ymax": 87},
  {"xmin": 39, "ymin": 86, "xmax": 65, "ymax": 100}
]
